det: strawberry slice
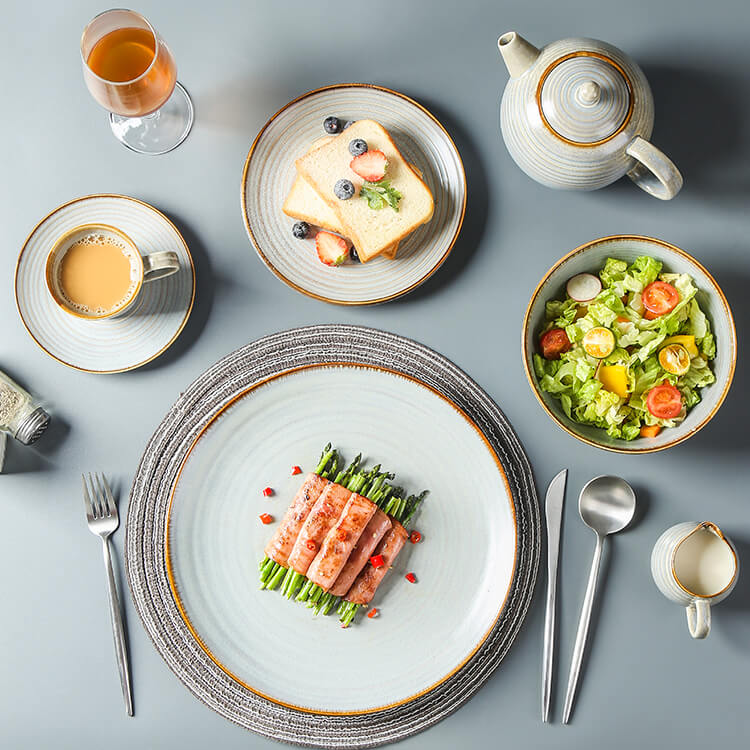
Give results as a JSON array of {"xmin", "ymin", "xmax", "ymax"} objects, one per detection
[
  {"xmin": 315, "ymin": 231, "xmax": 349, "ymax": 266},
  {"xmin": 350, "ymin": 150, "xmax": 387, "ymax": 181}
]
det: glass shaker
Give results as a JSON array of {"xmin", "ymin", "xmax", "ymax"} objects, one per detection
[{"xmin": 0, "ymin": 370, "xmax": 50, "ymax": 445}]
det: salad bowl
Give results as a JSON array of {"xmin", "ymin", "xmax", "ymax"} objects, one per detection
[{"xmin": 522, "ymin": 236, "xmax": 736, "ymax": 453}]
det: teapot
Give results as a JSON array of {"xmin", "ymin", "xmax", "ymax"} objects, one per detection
[{"xmin": 497, "ymin": 31, "xmax": 683, "ymax": 200}]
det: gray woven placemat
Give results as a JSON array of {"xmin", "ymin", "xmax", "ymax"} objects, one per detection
[{"xmin": 125, "ymin": 324, "xmax": 540, "ymax": 748}]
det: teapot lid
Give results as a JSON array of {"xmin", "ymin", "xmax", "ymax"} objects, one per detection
[{"xmin": 537, "ymin": 52, "xmax": 633, "ymax": 145}]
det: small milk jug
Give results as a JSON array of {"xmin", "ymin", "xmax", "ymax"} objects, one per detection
[{"xmin": 651, "ymin": 522, "xmax": 739, "ymax": 639}]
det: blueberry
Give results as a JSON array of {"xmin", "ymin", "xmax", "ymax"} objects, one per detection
[
  {"xmin": 342, "ymin": 120, "xmax": 355, "ymax": 130},
  {"xmin": 292, "ymin": 221, "xmax": 310, "ymax": 239},
  {"xmin": 323, "ymin": 116, "xmax": 341, "ymax": 134},
  {"xmin": 334, "ymin": 179, "xmax": 355, "ymax": 200},
  {"xmin": 348, "ymin": 138, "xmax": 367, "ymax": 156},
  {"xmin": 350, "ymin": 247, "xmax": 360, "ymax": 263}
]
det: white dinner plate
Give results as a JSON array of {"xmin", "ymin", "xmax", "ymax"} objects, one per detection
[
  {"xmin": 167, "ymin": 364, "xmax": 515, "ymax": 713},
  {"xmin": 15, "ymin": 194, "xmax": 194, "ymax": 373},
  {"xmin": 241, "ymin": 84, "xmax": 466, "ymax": 304},
  {"xmin": 126, "ymin": 325, "xmax": 539, "ymax": 747}
]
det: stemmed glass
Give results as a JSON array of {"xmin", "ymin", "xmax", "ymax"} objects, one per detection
[{"xmin": 81, "ymin": 9, "xmax": 194, "ymax": 154}]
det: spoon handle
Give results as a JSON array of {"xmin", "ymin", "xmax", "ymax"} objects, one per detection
[{"xmin": 562, "ymin": 534, "xmax": 604, "ymax": 724}]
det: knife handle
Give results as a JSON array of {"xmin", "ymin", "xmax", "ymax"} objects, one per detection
[{"xmin": 541, "ymin": 478, "xmax": 564, "ymax": 722}]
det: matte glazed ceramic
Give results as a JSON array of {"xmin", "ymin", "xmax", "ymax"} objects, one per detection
[
  {"xmin": 167, "ymin": 364, "xmax": 516, "ymax": 713},
  {"xmin": 15, "ymin": 195, "xmax": 194, "ymax": 373},
  {"xmin": 241, "ymin": 84, "xmax": 466, "ymax": 305},
  {"xmin": 651, "ymin": 522, "xmax": 738, "ymax": 639},
  {"xmin": 522, "ymin": 236, "xmax": 736, "ymax": 453},
  {"xmin": 126, "ymin": 325, "xmax": 540, "ymax": 746},
  {"xmin": 498, "ymin": 32, "xmax": 683, "ymax": 199}
]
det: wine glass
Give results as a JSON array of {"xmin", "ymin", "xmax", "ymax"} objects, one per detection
[{"xmin": 81, "ymin": 9, "xmax": 194, "ymax": 155}]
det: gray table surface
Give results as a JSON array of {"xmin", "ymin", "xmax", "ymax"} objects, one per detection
[{"xmin": 2, "ymin": 0, "xmax": 748, "ymax": 747}]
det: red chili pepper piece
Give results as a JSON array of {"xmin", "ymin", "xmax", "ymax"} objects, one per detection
[
  {"xmin": 368, "ymin": 608, "xmax": 379, "ymax": 619},
  {"xmin": 262, "ymin": 487, "xmax": 274, "ymax": 497},
  {"xmin": 370, "ymin": 554, "xmax": 385, "ymax": 569},
  {"xmin": 405, "ymin": 572, "xmax": 417, "ymax": 583},
  {"xmin": 291, "ymin": 466, "xmax": 302, "ymax": 475},
  {"xmin": 259, "ymin": 513, "xmax": 273, "ymax": 525},
  {"xmin": 306, "ymin": 539, "xmax": 316, "ymax": 551},
  {"xmin": 410, "ymin": 530, "xmax": 422, "ymax": 544}
]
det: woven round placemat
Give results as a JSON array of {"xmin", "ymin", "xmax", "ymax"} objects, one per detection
[{"xmin": 125, "ymin": 325, "xmax": 540, "ymax": 747}]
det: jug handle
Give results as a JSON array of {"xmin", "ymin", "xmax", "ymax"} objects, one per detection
[
  {"xmin": 686, "ymin": 599, "xmax": 711, "ymax": 639},
  {"xmin": 626, "ymin": 136, "xmax": 683, "ymax": 200}
]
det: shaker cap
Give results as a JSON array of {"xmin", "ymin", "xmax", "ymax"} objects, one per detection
[
  {"xmin": 538, "ymin": 52, "xmax": 632, "ymax": 144},
  {"xmin": 15, "ymin": 406, "xmax": 50, "ymax": 445}
]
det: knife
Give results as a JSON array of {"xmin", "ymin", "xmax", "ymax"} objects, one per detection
[{"xmin": 541, "ymin": 469, "xmax": 567, "ymax": 722}]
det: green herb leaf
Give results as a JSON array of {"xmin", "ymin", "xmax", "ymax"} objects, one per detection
[
  {"xmin": 360, "ymin": 179, "xmax": 402, "ymax": 212},
  {"xmin": 360, "ymin": 184, "xmax": 385, "ymax": 210}
]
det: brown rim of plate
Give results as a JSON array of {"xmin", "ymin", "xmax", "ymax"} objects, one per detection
[
  {"xmin": 535, "ymin": 51, "xmax": 635, "ymax": 148},
  {"xmin": 14, "ymin": 194, "xmax": 196, "ymax": 374},
  {"xmin": 521, "ymin": 235, "xmax": 737, "ymax": 454},
  {"xmin": 164, "ymin": 361, "xmax": 517, "ymax": 715},
  {"xmin": 239, "ymin": 83, "xmax": 467, "ymax": 305}
]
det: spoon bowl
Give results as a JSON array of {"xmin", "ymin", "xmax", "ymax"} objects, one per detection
[{"xmin": 579, "ymin": 475, "xmax": 636, "ymax": 537}]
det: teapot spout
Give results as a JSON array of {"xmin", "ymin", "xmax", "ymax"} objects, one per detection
[{"xmin": 498, "ymin": 31, "xmax": 540, "ymax": 78}]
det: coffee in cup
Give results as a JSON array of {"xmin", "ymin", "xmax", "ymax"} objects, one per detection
[{"xmin": 46, "ymin": 224, "xmax": 179, "ymax": 319}]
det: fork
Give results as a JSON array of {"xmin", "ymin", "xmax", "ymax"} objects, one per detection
[{"xmin": 83, "ymin": 473, "xmax": 134, "ymax": 716}]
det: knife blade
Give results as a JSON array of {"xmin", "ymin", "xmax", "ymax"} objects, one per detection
[{"xmin": 541, "ymin": 468, "xmax": 567, "ymax": 722}]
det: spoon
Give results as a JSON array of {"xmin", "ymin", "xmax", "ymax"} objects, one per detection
[{"xmin": 562, "ymin": 476, "xmax": 636, "ymax": 724}]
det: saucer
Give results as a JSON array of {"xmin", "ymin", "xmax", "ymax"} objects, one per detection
[
  {"xmin": 15, "ymin": 195, "xmax": 195, "ymax": 374},
  {"xmin": 241, "ymin": 84, "xmax": 466, "ymax": 305}
]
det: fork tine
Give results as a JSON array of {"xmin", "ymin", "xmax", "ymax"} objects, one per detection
[
  {"xmin": 96, "ymin": 473, "xmax": 114, "ymax": 517},
  {"xmin": 93, "ymin": 473, "xmax": 108, "ymax": 517},
  {"xmin": 82, "ymin": 473, "xmax": 95, "ymax": 520},
  {"xmin": 100, "ymin": 474, "xmax": 118, "ymax": 518},
  {"xmin": 91, "ymin": 472, "xmax": 105, "ymax": 518},
  {"xmin": 87, "ymin": 473, "xmax": 101, "ymax": 518}
]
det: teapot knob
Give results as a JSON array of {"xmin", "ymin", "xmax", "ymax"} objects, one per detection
[{"xmin": 575, "ymin": 81, "xmax": 601, "ymax": 106}]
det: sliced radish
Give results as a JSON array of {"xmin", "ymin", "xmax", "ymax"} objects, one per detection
[{"xmin": 566, "ymin": 273, "xmax": 602, "ymax": 302}]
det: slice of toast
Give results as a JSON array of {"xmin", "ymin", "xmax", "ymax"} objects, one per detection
[
  {"xmin": 295, "ymin": 120, "xmax": 434, "ymax": 262},
  {"xmin": 283, "ymin": 137, "xmax": 399, "ymax": 260}
]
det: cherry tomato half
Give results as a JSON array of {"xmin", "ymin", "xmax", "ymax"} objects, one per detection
[
  {"xmin": 642, "ymin": 281, "xmax": 679, "ymax": 318},
  {"xmin": 540, "ymin": 328, "xmax": 572, "ymax": 360},
  {"xmin": 646, "ymin": 383, "xmax": 683, "ymax": 419}
]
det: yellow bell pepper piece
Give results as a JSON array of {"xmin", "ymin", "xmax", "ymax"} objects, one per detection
[
  {"xmin": 597, "ymin": 365, "xmax": 629, "ymax": 399},
  {"xmin": 662, "ymin": 335, "xmax": 698, "ymax": 357}
]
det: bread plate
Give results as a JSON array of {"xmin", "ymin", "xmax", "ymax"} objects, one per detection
[{"xmin": 241, "ymin": 84, "xmax": 466, "ymax": 305}]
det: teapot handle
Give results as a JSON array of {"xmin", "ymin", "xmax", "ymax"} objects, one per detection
[{"xmin": 626, "ymin": 136, "xmax": 683, "ymax": 200}]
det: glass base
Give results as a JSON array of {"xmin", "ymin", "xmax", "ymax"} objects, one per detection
[{"xmin": 109, "ymin": 81, "xmax": 194, "ymax": 155}]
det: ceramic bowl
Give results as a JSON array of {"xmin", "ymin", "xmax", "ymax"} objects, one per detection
[{"xmin": 522, "ymin": 235, "xmax": 736, "ymax": 453}]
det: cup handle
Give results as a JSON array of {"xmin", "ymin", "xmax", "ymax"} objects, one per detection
[
  {"xmin": 142, "ymin": 251, "xmax": 180, "ymax": 282},
  {"xmin": 686, "ymin": 599, "xmax": 711, "ymax": 639},
  {"xmin": 625, "ymin": 136, "xmax": 683, "ymax": 200}
]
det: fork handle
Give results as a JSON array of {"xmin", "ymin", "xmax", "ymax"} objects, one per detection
[{"xmin": 102, "ymin": 537, "xmax": 134, "ymax": 716}]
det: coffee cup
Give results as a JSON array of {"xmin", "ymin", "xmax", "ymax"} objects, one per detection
[
  {"xmin": 45, "ymin": 223, "xmax": 179, "ymax": 319},
  {"xmin": 651, "ymin": 522, "xmax": 739, "ymax": 639}
]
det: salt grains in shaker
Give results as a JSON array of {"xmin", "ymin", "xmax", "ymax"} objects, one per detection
[{"xmin": 0, "ymin": 370, "xmax": 50, "ymax": 446}]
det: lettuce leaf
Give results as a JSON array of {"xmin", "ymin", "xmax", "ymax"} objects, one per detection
[
  {"xmin": 629, "ymin": 256, "xmax": 663, "ymax": 287},
  {"xmin": 600, "ymin": 258, "xmax": 627, "ymax": 284}
]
